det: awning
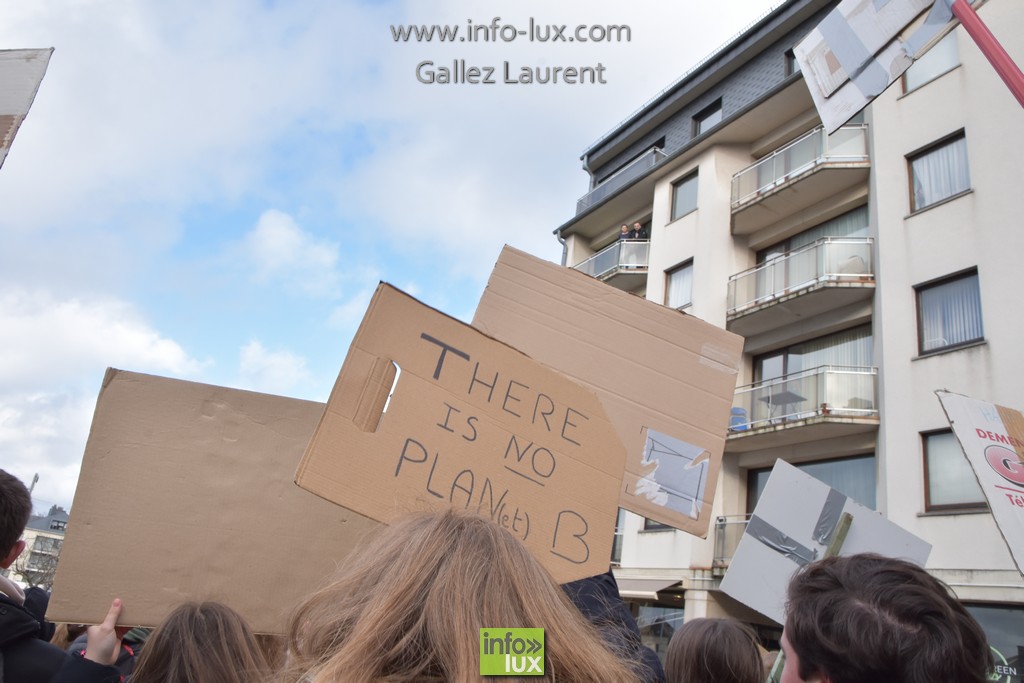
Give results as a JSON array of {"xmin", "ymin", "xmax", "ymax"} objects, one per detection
[{"xmin": 615, "ymin": 577, "xmax": 681, "ymax": 600}]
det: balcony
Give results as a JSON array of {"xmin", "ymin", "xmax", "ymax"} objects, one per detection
[
  {"xmin": 731, "ymin": 124, "xmax": 870, "ymax": 235},
  {"xmin": 726, "ymin": 237, "xmax": 875, "ymax": 337},
  {"xmin": 572, "ymin": 239, "xmax": 649, "ymax": 291},
  {"xmin": 713, "ymin": 514, "xmax": 751, "ymax": 575},
  {"xmin": 727, "ymin": 365, "xmax": 878, "ymax": 453},
  {"xmin": 577, "ymin": 147, "xmax": 667, "ymax": 215}
]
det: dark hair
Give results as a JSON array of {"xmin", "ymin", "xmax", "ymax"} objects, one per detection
[
  {"xmin": 664, "ymin": 617, "xmax": 762, "ymax": 683},
  {"xmin": 0, "ymin": 469, "xmax": 32, "ymax": 556},
  {"xmin": 785, "ymin": 553, "xmax": 992, "ymax": 683},
  {"xmin": 130, "ymin": 601, "xmax": 271, "ymax": 683}
]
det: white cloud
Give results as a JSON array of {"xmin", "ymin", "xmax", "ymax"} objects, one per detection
[
  {"xmin": 0, "ymin": 287, "xmax": 204, "ymax": 510},
  {"xmin": 242, "ymin": 209, "xmax": 341, "ymax": 296},
  {"xmin": 0, "ymin": 288, "xmax": 203, "ymax": 390},
  {"xmin": 237, "ymin": 340, "xmax": 312, "ymax": 396}
]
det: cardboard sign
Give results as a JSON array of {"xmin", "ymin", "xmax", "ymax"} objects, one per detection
[
  {"xmin": 938, "ymin": 391, "xmax": 1024, "ymax": 576},
  {"xmin": 471, "ymin": 246, "xmax": 743, "ymax": 537},
  {"xmin": 793, "ymin": 0, "xmax": 960, "ymax": 133},
  {"xmin": 296, "ymin": 284, "xmax": 627, "ymax": 583},
  {"xmin": 48, "ymin": 369, "xmax": 380, "ymax": 632},
  {"xmin": 1, "ymin": 48, "xmax": 53, "ymax": 171},
  {"xmin": 720, "ymin": 460, "xmax": 931, "ymax": 624}
]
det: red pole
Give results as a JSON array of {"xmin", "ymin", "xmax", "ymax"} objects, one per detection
[{"xmin": 950, "ymin": 0, "xmax": 1024, "ymax": 109}]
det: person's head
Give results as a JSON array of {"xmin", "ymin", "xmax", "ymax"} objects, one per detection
[
  {"xmin": 783, "ymin": 553, "xmax": 992, "ymax": 683},
  {"xmin": 620, "ymin": 224, "xmax": 630, "ymax": 233},
  {"xmin": 0, "ymin": 469, "xmax": 32, "ymax": 568},
  {"xmin": 664, "ymin": 617, "xmax": 762, "ymax": 683},
  {"xmin": 130, "ymin": 601, "xmax": 271, "ymax": 683},
  {"xmin": 284, "ymin": 509, "xmax": 643, "ymax": 683},
  {"xmin": 633, "ymin": 222, "xmax": 642, "ymax": 230}
]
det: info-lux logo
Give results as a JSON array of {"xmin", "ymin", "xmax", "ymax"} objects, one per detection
[{"xmin": 480, "ymin": 628, "xmax": 544, "ymax": 676}]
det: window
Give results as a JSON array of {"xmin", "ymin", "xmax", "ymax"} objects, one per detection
[
  {"xmin": 665, "ymin": 261, "xmax": 693, "ymax": 309},
  {"xmin": 784, "ymin": 49, "xmax": 799, "ymax": 76},
  {"xmin": 903, "ymin": 31, "xmax": 959, "ymax": 93},
  {"xmin": 923, "ymin": 430, "xmax": 986, "ymax": 511},
  {"xmin": 644, "ymin": 518, "xmax": 671, "ymax": 531},
  {"xmin": 916, "ymin": 270, "xmax": 983, "ymax": 354},
  {"xmin": 693, "ymin": 100, "xmax": 722, "ymax": 136},
  {"xmin": 908, "ymin": 133, "xmax": 970, "ymax": 211},
  {"xmin": 670, "ymin": 172, "xmax": 698, "ymax": 220},
  {"xmin": 611, "ymin": 508, "xmax": 625, "ymax": 563},
  {"xmin": 747, "ymin": 454, "xmax": 876, "ymax": 512}
]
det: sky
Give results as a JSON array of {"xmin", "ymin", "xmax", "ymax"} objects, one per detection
[{"xmin": 1, "ymin": 0, "xmax": 782, "ymax": 514}]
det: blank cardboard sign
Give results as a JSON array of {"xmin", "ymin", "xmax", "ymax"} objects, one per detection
[
  {"xmin": 296, "ymin": 284, "xmax": 627, "ymax": 583},
  {"xmin": 472, "ymin": 246, "xmax": 744, "ymax": 537},
  {"xmin": 48, "ymin": 369, "xmax": 379, "ymax": 633}
]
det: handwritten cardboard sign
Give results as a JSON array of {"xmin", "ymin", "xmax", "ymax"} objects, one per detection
[
  {"xmin": 296, "ymin": 284, "xmax": 627, "ymax": 583},
  {"xmin": 48, "ymin": 369, "xmax": 380, "ymax": 632},
  {"xmin": 472, "ymin": 246, "xmax": 743, "ymax": 537},
  {"xmin": 938, "ymin": 391, "xmax": 1024, "ymax": 576}
]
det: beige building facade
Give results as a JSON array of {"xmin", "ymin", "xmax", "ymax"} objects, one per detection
[{"xmin": 556, "ymin": 0, "xmax": 1024, "ymax": 669}]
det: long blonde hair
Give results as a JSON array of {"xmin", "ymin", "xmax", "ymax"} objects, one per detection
[
  {"xmin": 283, "ymin": 510, "xmax": 643, "ymax": 682},
  {"xmin": 130, "ymin": 601, "xmax": 271, "ymax": 683}
]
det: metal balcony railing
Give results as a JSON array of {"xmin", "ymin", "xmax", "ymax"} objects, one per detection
[
  {"xmin": 713, "ymin": 514, "xmax": 751, "ymax": 571},
  {"xmin": 573, "ymin": 239, "xmax": 650, "ymax": 280},
  {"xmin": 577, "ymin": 147, "xmax": 667, "ymax": 214},
  {"xmin": 729, "ymin": 365, "xmax": 878, "ymax": 432},
  {"xmin": 731, "ymin": 124, "xmax": 869, "ymax": 209},
  {"xmin": 727, "ymin": 237, "xmax": 874, "ymax": 315}
]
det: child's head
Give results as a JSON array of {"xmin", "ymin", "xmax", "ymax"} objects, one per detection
[
  {"xmin": 0, "ymin": 469, "xmax": 32, "ymax": 568},
  {"xmin": 664, "ymin": 617, "xmax": 763, "ymax": 683},
  {"xmin": 285, "ymin": 509, "xmax": 642, "ymax": 683},
  {"xmin": 130, "ymin": 601, "xmax": 270, "ymax": 683}
]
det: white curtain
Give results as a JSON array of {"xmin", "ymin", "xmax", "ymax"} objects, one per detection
[
  {"xmin": 919, "ymin": 273, "xmax": 983, "ymax": 352},
  {"xmin": 912, "ymin": 136, "xmax": 970, "ymax": 210},
  {"xmin": 666, "ymin": 263, "xmax": 693, "ymax": 308}
]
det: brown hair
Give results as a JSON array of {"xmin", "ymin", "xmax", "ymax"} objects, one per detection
[
  {"xmin": 283, "ymin": 509, "xmax": 644, "ymax": 683},
  {"xmin": 0, "ymin": 469, "xmax": 32, "ymax": 556},
  {"xmin": 785, "ymin": 553, "xmax": 993, "ymax": 683},
  {"xmin": 130, "ymin": 601, "xmax": 271, "ymax": 683},
  {"xmin": 664, "ymin": 617, "xmax": 762, "ymax": 683}
]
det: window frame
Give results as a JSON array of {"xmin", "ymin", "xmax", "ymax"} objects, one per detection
[
  {"xmin": 670, "ymin": 171, "xmax": 699, "ymax": 221},
  {"xmin": 922, "ymin": 429, "xmax": 988, "ymax": 512},
  {"xmin": 902, "ymin": 30, "xmax": 959, "ymax": 94},
  {"xmin": 693, "ymin": 99, "xmax": 723, "ymax": 136},
  {"xmin": 746, "ymin": 453, "xmax": 877, "ymax": 513},
  {"xmin": 907, "ymin": 131, "xmax": 971, "ymax": 213},
  {"xmin": 665, "ymin": 260, "xmax": 694, "ymax": 310},
  {"xmin": 914, "ymin": 268, "xmax": 984, "ymax": 355}
]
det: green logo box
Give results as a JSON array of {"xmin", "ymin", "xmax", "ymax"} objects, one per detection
[{"xmin": 480, "ymin": 628, "xmax": 545, "ymax": 676}]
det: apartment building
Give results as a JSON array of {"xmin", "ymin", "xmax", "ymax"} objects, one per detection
[{"xmin": 556, "ymin": 0, "xmax": 1024, "ymax": 668}]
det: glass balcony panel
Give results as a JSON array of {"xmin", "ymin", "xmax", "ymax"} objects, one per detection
[
  {"xmin": 713, "ymin": 514, "xmax": 751, "ymax": 569},
  {"xmin": 577, "ymin": 148, "xmax": 667, "ymax": 214},
  {"xmin": 726, "ymin": 238, "xmax": 873, "ymax": 314},
  {"xmin": 731, "ymin": 124, "xmax": 869, "ymax": 208},
  {"xmin": 572, "ymin": 240, "xmax": 649, "ymax": 280},
  {"xmin": 729, "ymin": 365, "xmax": 878, "ymax": 431}
]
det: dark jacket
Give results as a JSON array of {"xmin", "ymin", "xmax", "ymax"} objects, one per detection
[
  {"xmin": 0, "ymin": 592, "xmax": 67, "ymax": 682},
  {"xmin": 563, "ymin": 571, "xmax": 666, "ymax": 683},
  {"xmin": 49, "ymin": 654, "xmax": 122, "ymax": 683}
]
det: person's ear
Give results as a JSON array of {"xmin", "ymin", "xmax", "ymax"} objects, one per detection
[{"xmin": 1, "ymin": 539, "xmax": 26, "ymax": 569}]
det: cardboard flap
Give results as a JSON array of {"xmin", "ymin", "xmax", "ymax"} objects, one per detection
[
  {"xmin": 48, "ymin": 369, "xmax": 380, "ymax": 632},
  {"xmin": 473, "ymin": 246, "xmax": 744, "ymax": 537},
  {"xmin": 296, "ymin": 284, "xmax": 627, "ymax": 583}
]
